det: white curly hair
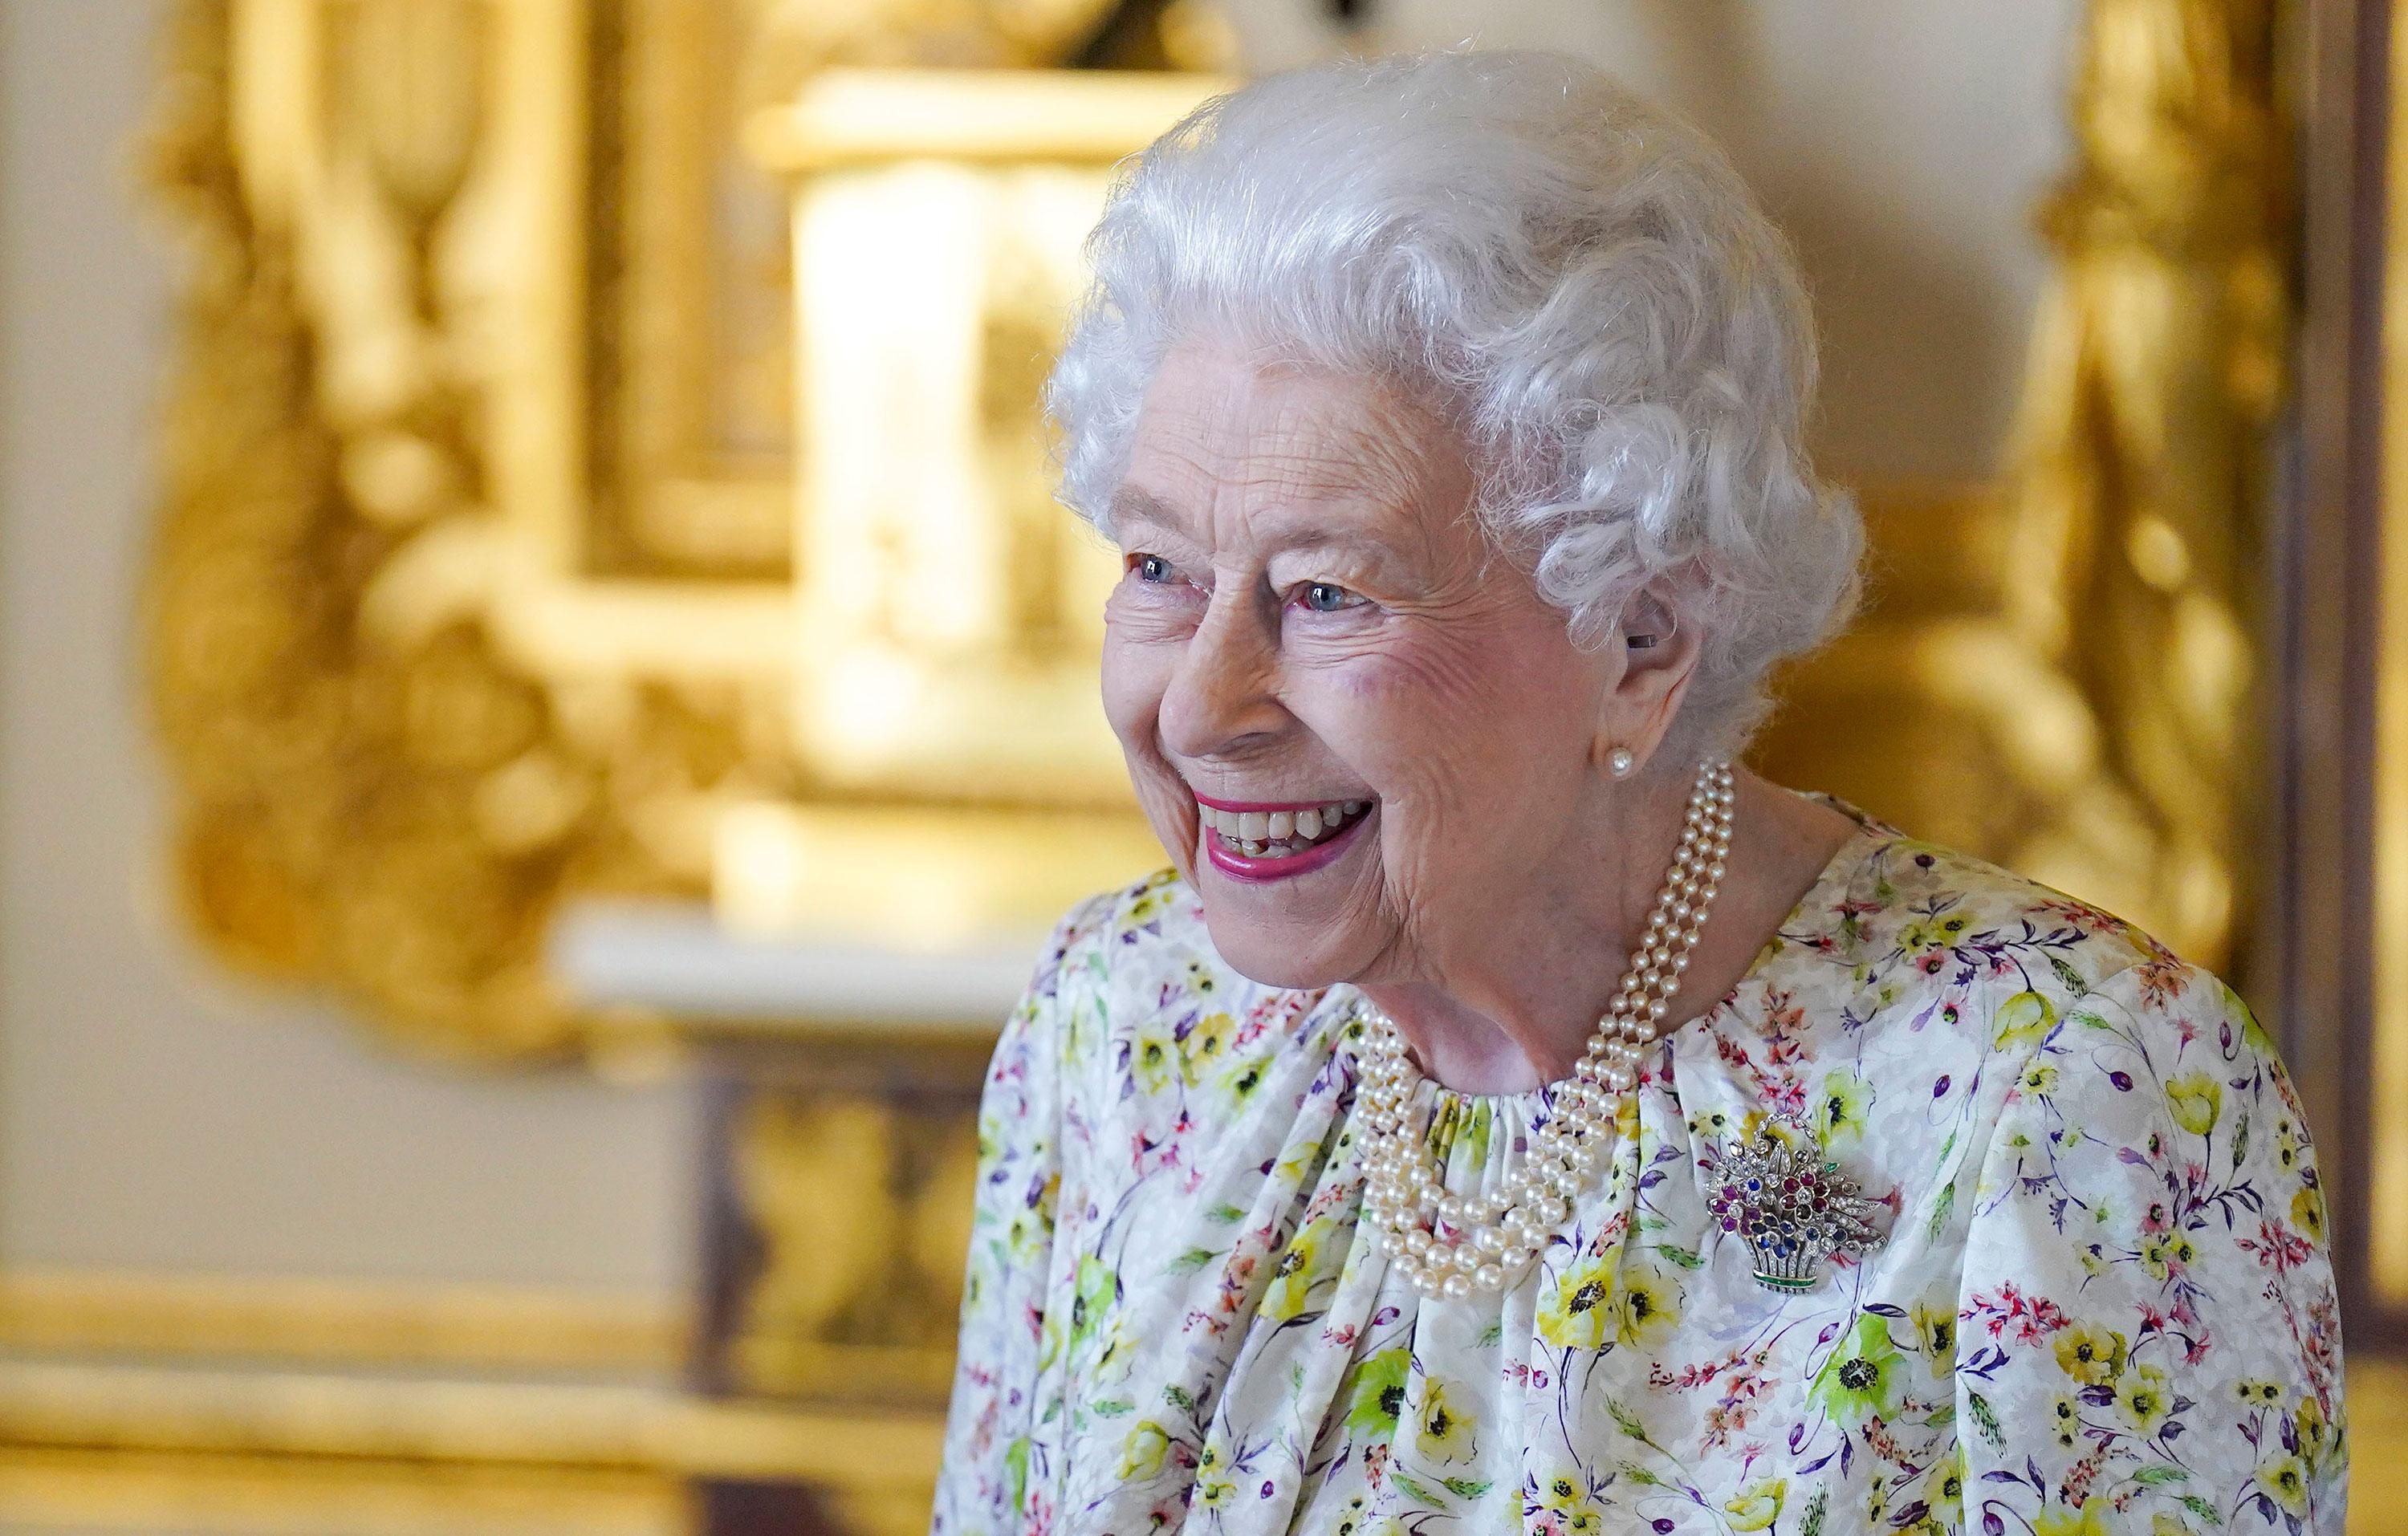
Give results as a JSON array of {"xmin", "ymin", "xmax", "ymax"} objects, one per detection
[{"xmin": 1044, "ymin": 48, "xmax": 1864, "ymax": 759}]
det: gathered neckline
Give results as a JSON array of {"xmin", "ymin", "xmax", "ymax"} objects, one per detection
[{"xmin": 1340, "ymin": 794, "xmax": 1895, "ymax": 1116}]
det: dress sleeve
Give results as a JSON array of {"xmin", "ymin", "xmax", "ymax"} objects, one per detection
[
  {"xmin": 1953, "ymin": 958, "xmax": 2347, "ymax": 1534},
  {"xmin": 929, "ymin": 900, "xmax": 1101, "ymax": 1535}
]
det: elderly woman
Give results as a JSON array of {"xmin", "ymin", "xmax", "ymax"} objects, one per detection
[{"xmin": 933, "ymin": 51, "xmax": 2346, "ymax": 1535}]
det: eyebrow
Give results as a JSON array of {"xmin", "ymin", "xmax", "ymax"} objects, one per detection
[
  {"xmin": 1107, "ymin": 484, "xmax": 1190, "ymax": 534},
  {"xmin": 1117, "ymin": 486, "xmax": 1406, "ymax": 549},
  {"xmin": 1107, "ymin": 484, "xmax": 1407, "ymax": 559},
  {"xmin": 1267, "ymin": 526, "xmax": 1401, "ymax": 567}
]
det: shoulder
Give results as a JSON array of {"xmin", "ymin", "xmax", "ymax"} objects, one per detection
[
  {"xmin": 1798, "ymin": 827, "xmax": 2305, "ymax": 1178},
  {"xmin": 1755, "ymin": 816, "xmax": 2251, "ymax": 1062},
  {"xmin": 1863, "ymin": 834, "xmax": 2261, "ymax": 1058},
  {"xmin": 1812, "ymin": 823, "xmax": 2194, "ymax": 1003},
  {"xmin": 1731, "ymin": 816, "xmax": 2288, "ymax": 1180}
]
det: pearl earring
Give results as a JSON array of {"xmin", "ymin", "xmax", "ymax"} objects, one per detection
[{"xmin": 1607, "ymin": 746, "xmax": 1636, "ymax": 778}]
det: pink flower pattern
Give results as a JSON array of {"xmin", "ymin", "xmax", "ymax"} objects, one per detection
[{"xmin": 934, "ymin": 800, "xmax": 2346, "ymax": 1534}]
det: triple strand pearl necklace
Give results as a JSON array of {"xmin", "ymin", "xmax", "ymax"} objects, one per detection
[{"xmin": 1352, "ymin": 757, "xmax": 1736, "ymax": 1300}]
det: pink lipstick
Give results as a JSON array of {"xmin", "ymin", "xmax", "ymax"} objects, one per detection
[{"xmin": 1194, "ymin": 793, "xmax": 1376, "ymax": 883}]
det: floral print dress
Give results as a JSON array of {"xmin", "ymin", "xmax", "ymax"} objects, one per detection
[{"xmin": 932, "ymin": 801, "xmax": 2347, "ymax": 1535}]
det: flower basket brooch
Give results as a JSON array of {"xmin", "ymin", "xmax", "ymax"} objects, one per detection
[{"xmin": 1702, "ymin": 1119, "xmax": 1886, "ymax": 1293}]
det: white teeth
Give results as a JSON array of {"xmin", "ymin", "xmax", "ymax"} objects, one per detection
[{"xmin": 1198, "ymin": 796, "xmax": 1371, "ymax": 857}]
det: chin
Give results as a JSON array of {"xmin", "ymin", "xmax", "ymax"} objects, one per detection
[
  {"xmin": 1199, "ymin": 920, "xmax": 1348, "ymax": 992},
  {"xmin": 1193, "ymin": 904, "xmax": 1363, "ymax": 991}
]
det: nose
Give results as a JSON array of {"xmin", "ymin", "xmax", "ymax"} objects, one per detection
[{"xmin": 1157, "ymin": 587, "xmax": 1287, "ymax": 763}]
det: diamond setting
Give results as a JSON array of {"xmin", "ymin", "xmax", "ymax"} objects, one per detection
[{"xmin": 1701, "ymin": 1120, "xmax": 1885, "ymax": 1293}]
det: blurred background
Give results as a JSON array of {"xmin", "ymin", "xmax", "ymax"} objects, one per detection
[{"xmin": 0, "ymin": 0, "xmax": 2400, "ymax": 1530}]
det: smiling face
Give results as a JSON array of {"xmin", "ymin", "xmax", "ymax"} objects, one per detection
[{"xmin": 1100, "ymin": 333, "xmax": 1625, "ymax": 989}]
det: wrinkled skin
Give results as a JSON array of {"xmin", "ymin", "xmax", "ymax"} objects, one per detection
[{"xmin": 1100, "ymin": 333, "xmax": 1852, "ymax": 1092}]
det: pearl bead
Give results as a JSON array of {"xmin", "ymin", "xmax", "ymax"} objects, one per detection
[{"xmin": 1351, "ymin": 759, "xmax": 1730, "ymax": 1297}]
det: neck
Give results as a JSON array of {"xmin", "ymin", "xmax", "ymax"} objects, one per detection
[
  {"xmin": 1357, "ymin": 757, "xmax": 1706, "ymax": 1095},
  {"xmin": 1354, "ymin": 764, "xmax": 1858, "ymax": 1095}
]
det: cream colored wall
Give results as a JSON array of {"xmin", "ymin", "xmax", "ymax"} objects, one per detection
[
  {"xmin": 0, "ymin": 0, "xmax": 2072, "ymax": 1298},
  {"xmin": 1226, "ymin": 0, "xmax": 2081, "ymax": 482},
  {"xmin": 0, "ymin": 0, "xmax": 697, "ymax": 1294}
]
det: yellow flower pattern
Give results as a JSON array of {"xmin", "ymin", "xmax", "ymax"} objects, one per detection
[
  {"xmin": 1613, "ymin": 1262, "xmax": 1682, "ymax": 1349},
  {"xmin": 1536, "ymin": 1249, "xmax": 1617, "ymax": 1351},
  {"xmin": 2052, "ymin": 1323, "xmax": 2127, "ymax": 1385},
  {"xmin": 2166, "ymin": 1069, "xmax": 2221, "ymax": 1134},
  {"xmin": 934, "ymin": 807, "xmax": 2349, "ymax": 1534},
  {"xmin": 2116, "ymin": 1362, "xmax": 2174, "ymax": 1436},
  {"xmin": 1403, "ymin": 1375, "xmax": 1478, "ymax": 1465},
  {"xmin": 1911, "ymin": 1292, "xmax": 1958, "ymax": 1377},
  {"xmin": 1723, "ymin": 1477, "xmax": 1785, "ymax": 1530},
  {"xmin": 2034, "ymin": 1497, "xmax": 2112, "ymax": 1536}
]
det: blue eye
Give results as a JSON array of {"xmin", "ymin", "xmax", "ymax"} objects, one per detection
[
  {"xmin": 1302, "ymin": 581, "xmax": 1355, "ymax": 612},
  {"xmin": 1133, "ymin": 554, "xmax": 1173, "ymax": 583}
]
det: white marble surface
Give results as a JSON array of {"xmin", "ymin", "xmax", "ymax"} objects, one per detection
[{"xmin": 549, "ymin": 900, "xmax": 1047, "ymax": 1034}]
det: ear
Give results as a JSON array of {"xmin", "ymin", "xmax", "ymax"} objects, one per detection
[{"xmin": 1588, "ymin": 583, "xmax": 1705, "ymax": 775}]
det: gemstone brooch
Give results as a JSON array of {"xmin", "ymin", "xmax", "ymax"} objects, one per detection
[{"xmin": 1700, "ymin": 1119, "xmax": 1885, "ymax": 1292}]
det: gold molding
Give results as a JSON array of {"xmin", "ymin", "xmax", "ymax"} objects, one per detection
[
  {"xmin": 0, "ymin": 1447, "xmax": 680, "ymax": 1536},
  {"xmin": 0, "ymin": 1268, "xmax": 954, "ymax": 1534},
  {"xmin": 0, "ymin": 1357, "xmax": 935, "ymax": 1480},
  {"xmin": 2373, "ymin": 0, "xmax": 2408, "ymax": 1309},
  {"xmin": 0, "ymin": 1270, "xmax": 682, "ymax": 1377}
]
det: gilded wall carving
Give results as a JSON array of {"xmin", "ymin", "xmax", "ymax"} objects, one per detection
[
  {"xmin": 1993, "ymin": 0, "xmax": 2279, "ymax": 972},
  {"xmin": 149, "ymin": 0, "xmax": 2271, "ymax": 1062},
  {"xmin": 725, "ymin": 1086, "xmax": 980, "ymax": 1401},
  {"xmin": 146, "ymin": 0, "xmax": 1185, "ymax": 1058},
  {"xmin": 1756, "ymin": 0, "xmax": 2276, "ymax": 977}
]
